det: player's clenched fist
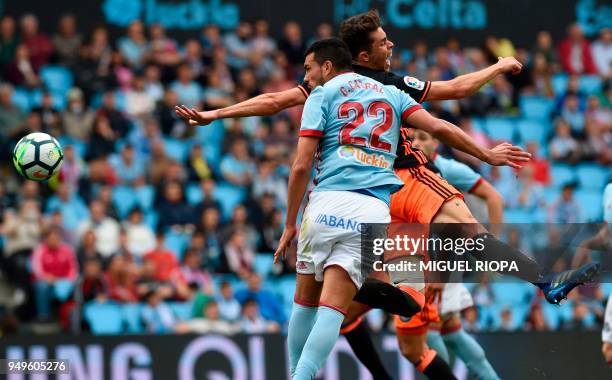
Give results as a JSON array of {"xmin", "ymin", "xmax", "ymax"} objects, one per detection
[{"xmin": 496, "ymin": 56, "xmax": 523, "ymax": 75}]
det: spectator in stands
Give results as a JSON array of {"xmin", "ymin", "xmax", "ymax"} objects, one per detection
[
  {"xmin": 123, "ymin": 207, "xmax": 156, "ymax": 258},
  {"xmin": 507, "ymin": 165, "xmax": 545, "ymax": 212},
  {"xmin": 523, "ymin": 142, "xmax": 551, "ymax": 185},
  {"xmin": 86, "ymin": 115, "xmax": 117, "ymax": 160},
  {"xmin": 118, "ymin": 20, "xmax": 148, "ymax": 68},
  {"xmin": 73, "ymin": 257, "xmax": 108, "ymax": 305},
  {"xmin": 196, "ymin": 207, "xmax": 223, "ymax": 270},
  {"xmin": 33, "ymin": 91, "xmax": 61, "ymax": 133},
  {"xmin": 530, "ymin": 53, "xmax": 554, "ymax": 98},
  {"xmin": 77, "ymin": 200, "xmax": 120, "ymax": 258},
  {"xmin": 532, "ymin": 30, "xmax": 558, "ymax": 67},
  {"xmin": 109, "ymin": 144, "xmax": 145, "ymax": 186},
  {"xmin": 499, "ymin": 307, "xmax": 516, "ymax": 331},
  {"xmin": 217, "ymin": 281, "xmax": 241, "ymax": 322},
  {"xmin": 141, "ymin": 289, "xmax": 175, "ymax": 333},
  {"xmin": 258, "ymin": 202, "xmax": 284, "ymax": 253},
  {"xmin": 62, "ymin": 88, "xmax": 94, "ymax": 140},
  {"xmin": 463, "ymin": 307, "xmax": 480, "ymax": 333},
  {"xmin": 125, "ymin": 76, "xmax": 155, "ymax": 119},
  {"xmin": 52, "ymin": 14, "xmax": 82, "ymax": 66},
  {"xmin": 223, "ymin": 21, "xmax": 253, "ymax": 70},
  {"xmin": 451, "ymin": 117, "xmax": 491, "ymax": 169},
  {"xmin": 582, "ymin": 117, "xmax": 612, "ymax": 165},
  {"xmin": 19, "ymin": 14, "xmax": 52, "ymax": 69},
  {"xmin": 157, "ymin": 181, "xmax": 195, "ymax": 232},
  {"xmin": 96, "ymin": 91, "xmax": 131, "ymax": 138},
  {"xmin": 74, "ymin": 26, "xmax": 114, "ymax": 98},
  {"xmin": 171, "ymin": 63, "xmax": 203, "ymax": 108},
  {"xmin": 180, "ymin": 248, "xmax": 215, "ymax": 295},
  {"xmin": 549, "ymin": 119, "xmax": 581, "ymax": 163},
  {"xmin": 143, "ymin": 64, "xmax": 164, "ymax": 103},
  {"xmin": 0, "ymin": 16, "xmax": 18, "ymax": 70},
  {"xmin": 561, "ymin": 301, "xmax": 595, "ymax": 331},
  {"xmin": 221, "ymin": 139, "xmax": 256, "ymax": 187},
  {"xmin": 591, "ymin": 28, "xmax": 611, "ymax": 77},
  {"xmin": 0, "ymin": 84, "xmax": 24, "ymax": 144},
  {"xmin": 105, "ymin": 253, "xmax": 138, "ymax": 302},
  {"xmin": 46, "ymin": 182, "xmax": 89, "ymax": 232},
  {"xmin": 94, "ymin": 185, "xmax": 120, "ymax": 221},
  {"xmin": 155, "ymin": 89, "xmax": 184, "ymax": 137},
  {"xmin": 76, "ymin": 229, "xmax": 103, "ymax": 268},
  {"xmin": 176, "ymin": 300, "xmax": 238, "ymax": 335},
  {"xmin": 224, "ymin": 228, "xmax": 255, "ymax": 277},
  {"xmin": 31, "ymin": 227, "xmax": 78, "ymax": 320},
  {"xmin": 235, "ymin": 272, "xmax": 286, "ymax": 325},
  {"xmin": 185, "ymin": 144, "xmax": 212, "ymax": 183},
  {"xmin": 548, "ymin": 183, "xmax": 582, "ymax": 223},
  {"xmin": 240, "ymin": 298, "xmax": 280, "ymax": 333},
  {"xmin": 192, "ymin": 179, "xmax": 221, "ymax": 218},
  {"xmin": 523, "ymin": 303, "xmax": 550, "ymax": 332},
  {"xmin": 223, "ymin": 204, "xmax": 258, "ymax": 250},
  {"xmin": 148, "ymin": 24, "xmax": 180, "ymax": 67},
  {"xmin": 558, "ymin": 23, "xmax": 597, "ymax": 74},
  {"xmin": 278, "ymin": 21, "xmax": 306, "ymax": 68},
  {"xmin": 560, "ymin": 94, "xmax": 586, "ymax": 134},
  {"xmin": 4, "ymin": 43, "xmax": 40, "ymax": 87}
]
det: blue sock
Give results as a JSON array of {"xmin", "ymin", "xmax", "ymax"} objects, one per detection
[
  {"xmin": 288, "ymin": 303, "xmax": 318, "ymax": 376},
  {"xmin": 427, "ymin": 329, "xmax": 449, "ymax": 363},
  {"xmin": 293, "ymin": 306, "xmax": 344, "ymax": 380},
  {"xmin": 443, "ymin": 328, "xmax": 500, "ymax": 380}
]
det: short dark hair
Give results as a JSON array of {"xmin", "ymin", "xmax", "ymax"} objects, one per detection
[
  {"xmin": 304, "ymin": 38, "xmax": 352, "ymax": 72},
  {"xmin": 339, "ymin": 9, "xmax": 382, "ymax": 59}
]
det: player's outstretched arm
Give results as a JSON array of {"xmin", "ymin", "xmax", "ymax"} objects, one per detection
[
  {"xmin": 405, "ymin": 109, "xmax": 531, "ymax": 169},
  {"xmin": 274, "ymin": 136, "xmax": 319, "ymax": 263},
  {"xmin": 425, "ymin": 57, "xmax": 522, "ymax": 101},
  {"xmin": 175, "ymin": 87, "xmax": 307, "ymax": 126}
]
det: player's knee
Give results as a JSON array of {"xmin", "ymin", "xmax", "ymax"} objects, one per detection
[{"xmin": 398, "ymin": 337, "xmax": 426, "ymax": 363}]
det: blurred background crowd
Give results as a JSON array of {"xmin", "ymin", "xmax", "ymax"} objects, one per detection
[{"xmin": 0, "ymin": 12, "xmax": 610, "ymax": 336}]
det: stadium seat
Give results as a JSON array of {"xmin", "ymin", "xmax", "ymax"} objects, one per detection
[
  {"xmin": 254, "ymin": 253, "xmax": 274, "ymax": 278},
  {"xmin": 40, "ymin": 65, "xmax": 74, "ymax": 95},
  {"xmin": 213, "ymin": 182, "xmax": 247, "ymax": 221},
  {"xmin": 112, "ymin": 186, "xmax": 138, "ymax": 219},
  {"xmin": 84, "ymin": 302, "xmax": 124, "ymax": 334},
  {"xmin": 541, "ymin": 301, "xmax": 562, "ymax": 330},
  {"xmin": 484, "ymin": 117, "xmax": 516, "ymax": 142},
  {"xmin": 186, "ymin": 182, "xmax": 203, "ymax": 205},
  {"xmin": 576, "ymin": 164, "xmax": 609, "ymax": 191},
  {"xmin": 122, "ymin": 303, "xmax": 143, "ymax": 333},
  {"xmin": 144, "ymin": 211, "xmax": 158, "ymax": 230},
  {"xmin": 490, "ymin": 282, "xmax": 535, "ymax": 305},
  {"xmin": 11, "ymin": 87, "xmax": 31, "ymax": 111},
  {"xmin": 574, "ymin": 190, "xmax": 603, "ymax": 221},
  {"xmin": 169, "ymin": 301, "xmax": 194, "ymax": 321},
  {"xmin": 579, "ymin": 75, "xmax": 603, "ymax": 95},
  {"xmin": 164, "ymin": 230, "xmax": 191, "ymax": 260},
  {"xmin": 470, "ymin": 117, "xmax": 486, "ymax": 133},
  {"xmin": 516, "ymin": 119, "xmax": 548, "ymax": 145},
  {"xmin": 551, "ymin": 74, "xmax": 569, "ymax": 95},
  {"xmin": 503, "ymin": 209, "xmax": 533, "ymax": 223},
  {"xmin": 550, "ymin": 164, "xmax": 576, "ymax": 188},
  {"xmin": 602, "ymin": 282, "xmax": 612, "ymax": 298},
  {"xmin": 163, "ymin": 138, "xmax": 188, "ymax": 162},
  {"xmin": 53, "ymin": 280, "xmax": 75, "ymax": 302},
  {"xmin": 113, "ymin": 90, "xmax": 128, "ymax": 111},
  {"xmin": 135, "ymin": 185, "xmax": 155, "ymax": 211},
  {"xmin": 519, "ymin": 96, "xmax": 554, "ymax": 121}
]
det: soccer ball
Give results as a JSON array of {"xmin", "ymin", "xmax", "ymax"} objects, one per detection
[{"xmin": 12, "ymin": 132, "xmax": 64, "ymax": 181}]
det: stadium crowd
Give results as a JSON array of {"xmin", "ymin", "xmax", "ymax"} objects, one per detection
[{"xmin": 0, "ymin": 13, "xmax": 610, "ymax": 335}]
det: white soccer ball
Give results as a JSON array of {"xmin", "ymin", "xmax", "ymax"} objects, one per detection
[{"xmin": 12, "ymin": 132, "xmax": 64, "ymax": 181}]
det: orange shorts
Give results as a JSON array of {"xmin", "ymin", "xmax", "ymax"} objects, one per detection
[
  {"xmin": 394, "ymin": 298, "xmax": 440, "ymax": 335},
  {"xmin": 390, "ymin": 166, "xmax": 463, "ymax": 224}
]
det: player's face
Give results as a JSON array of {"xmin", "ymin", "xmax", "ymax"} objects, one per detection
[
  {"xmin": 362, "ymin": 27, "xmax": 393, "ymax": 71},
  {"xmin": 303, "ymin": 52, "xmax": 325, "ymax": 88},
  {"xmin": 410, "ymin": 129, "xmax": 438, "ymax": 159}
]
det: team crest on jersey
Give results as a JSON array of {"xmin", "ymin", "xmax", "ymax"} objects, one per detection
[
  {"xmin": 337, "ymin": 146, "xmax": 390, "ymax": 168},
  {"xmin": 403, "ymin": 76, "xmax": 425, "ymax": 90}
]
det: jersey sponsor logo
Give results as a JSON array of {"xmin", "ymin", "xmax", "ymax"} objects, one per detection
[
  {"xmin": 403, "ymin": 76, "xmax": 425, "ymax": 91},
  {"xmin": 314, "ymin": 213, "xmax": 362, "ymax": 232},
  {"xmin": 337, "ymin": 146, "xmax": 390, "ymax": 169}
]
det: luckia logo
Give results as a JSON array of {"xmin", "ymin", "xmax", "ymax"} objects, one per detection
[{"xmin": 338, "ymin": 146, "xmax": 390, "ymax": 168}]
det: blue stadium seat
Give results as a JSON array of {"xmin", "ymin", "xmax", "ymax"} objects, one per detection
[
  {"xmin": 53, "ymin": 280, "xmax": 75, "ymax": 302},
  {"xmin": 516, "ymin": 119, "xmax": 548, "ymax": 145},
  {"xmin": 470, "ymin": 117, "xmax": 486, "ymax": 133},
  {"xmin": 112, "ymin": 186, "xmax": 138, "ymax": 219},
  {"xmin": 84, "ymin": 302, "xmax": 124, "ymax": 334},
  {"xmin": 484, "ymin": 118, "xmax": 516, "ymax": 142},
  {"xmin": 213, "ymin": 182, "xmax": 247, "ymax": 221},
  {"xmin": 550, "ymin": 164, "xmax": 576, "ymax": 188},
  {"xmin": 135, "ymin": 185, "xmax": 154, "ymax": 211},
  {"xmin": 11, "ymin": 87, "xmax": 31, "ymax": 111},
  {"xmin": 186, "ymin": 183, "xmax": 203, "ymax": 205},
  {"xmin": 576, "ymin": 164, "xmax": 609, "ymax": 191},
  {"xmin": 144, "ymin": 211, "xmax": 158, "ymax": 230},
  {"xmin": 579, "ymin": 75, "xmax": 603, "ymax": 95},
  {"xmin": 163, "ymin": 138, "xmax": 188, "ymax": 162},
  {"xmin": 541, "ymin": 301, "xmax": 562, "ymax": 330},
  {"xmin": 519, "ymin": 96, "xmax": 554, "ymax": 121},
  {"xmin": 113, "ymin": 90, "xmax": 127, "ymax": 111},
  {"xmin": 122, "ymin": 303, "xmax": 143, "ymax": 333},
  {"xmin": 254, "ymin": 253, "xmax": 274, "ymax": 278},
  {"xmin": 503, "ymin": 209, "xmax": 533, "ymax": 223},
  {"xmin": 602, "ymin": 282, "xmax": 612, "ymax": 298},
  {"xmin": 169, "ymin": 301, "xmax": 194, "ymax": 321},
  {"xmin": 574, "ymin": 190, "xmax": 603, "ymax": 222},
  {"xmin": 196, "ymin": 120, "xmax": 225, "ymax": 145},
  {"xmin": 551, "ymin": 74, "xmax": 569, "ymax": 95},
  {"xmin": 490, "ymin": 282, "xmax": 535, "ymax": 305},
  {"xmin": 40, "ymin": 65, "xmax": 73, "ymax": 95},
  {"xmin": 164, "ymin": 230, "xmax": 191, "ymax": 260}
]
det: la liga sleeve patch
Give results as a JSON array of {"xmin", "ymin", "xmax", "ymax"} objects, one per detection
[{"xmin": 403, "ymin": 76, "xmax": 425, "ymax": 91}]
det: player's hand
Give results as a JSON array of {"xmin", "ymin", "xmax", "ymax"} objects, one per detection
[
  {"xmin": 496, "ymin": 56, "xmax": 523, "ymax": 75},
  {"xmin": 274, "ymin": 225, "xmax": 297, "ymax": 263},
  {"xmin": 175, "ymin": 105, "xmax": 218, "ymax": 126},
  {"xmin": 486, "ymin": 143, "xmax": 531, "ymax": 169}
]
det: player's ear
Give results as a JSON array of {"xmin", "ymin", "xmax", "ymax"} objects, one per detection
[
  {"xmin": 322, "ymin": 60, "xmax": 333, "ymax": 76},
  {"xmin": 357, "ymin": 50, "xmax": 369, "ymax": 63}
]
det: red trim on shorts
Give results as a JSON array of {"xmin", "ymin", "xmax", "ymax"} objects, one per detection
[
  {"xmin": 340, "ymin": 317, "xmax": 363, "ymax": 334},
  {"xmin": 319, "ymin": 303, "xmax": 347, "ymax": 316},
  {"xmin": 299, "ymin": 130, "xmax": 323, "ymax": 137},
  {"xmin": 396, "ymin": 325, "xmax": 429, "ymax": 336},
  {"xmin": 416, "ymin": 348, "xmax": 437, "ymax": 372},
  {"xmin": 441, "ymin": 322, "xmax": 463, "ymax": 335},
  {"xmin": 468, "ymin": 177, "xmax": 484, "ymax": 193},
  {"xmin": 401, "ymin": 104, "xmax": 423, "ymax": 121},
  {"xmin": 293, "ymin": 296, "xmax": 318, "ymax": 308}
]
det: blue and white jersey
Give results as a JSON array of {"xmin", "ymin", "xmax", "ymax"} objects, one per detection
[
  {"xmin": 433, "ymin": 154, "xmax": 483, "ymax": 193},
  {"xmin": 604, "ymin": 183, "xmax": 612, "ymax": 224},
  {"xmin": 299, "ymin": 72, "xmax": 422, "ymax": 204}
]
